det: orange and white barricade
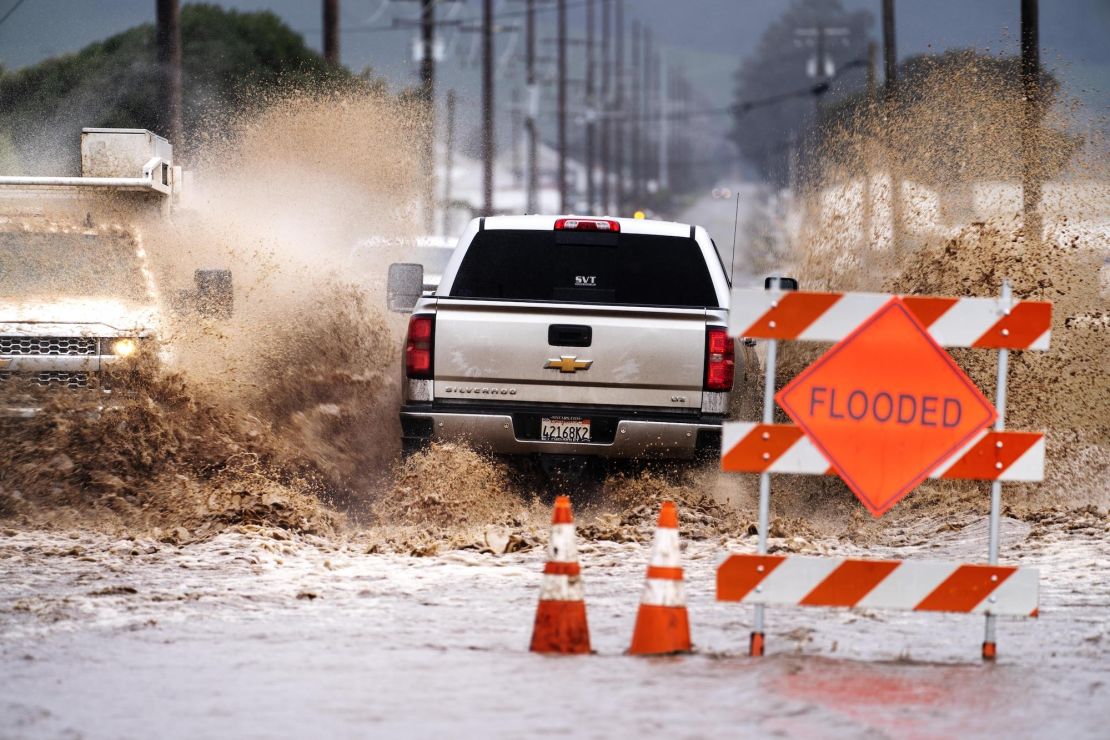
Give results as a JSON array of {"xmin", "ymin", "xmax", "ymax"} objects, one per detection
[
  {"xmin": 530, "ymin": 495, "xmax": 591, "ymax": 654},
  {"xmin": 722, "ymin": 425, "xmax": 1046, "ymax": 482},
  {"xmin": 720, "ymin": 280, "xmax": 1050, "ymax": 660},
  {"xmin": 729, "ymin": 288, "xmax": 1051, "ymax": 350},
  {"xmin": 629, "ymin": 502, "xmax": 692, "ymax": 655},
  {"xmin": 718, "ymin": 555, "xmax": 1039, "ymax": 617}
]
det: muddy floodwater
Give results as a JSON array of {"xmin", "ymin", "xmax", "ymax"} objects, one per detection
[
  {"xmin": 1, "ymin": 32, "xmax": 1107, "ymax": 737},
  {"xmin": 2, "ymin": 511, "xmax": 1107, "ymax": 739}
]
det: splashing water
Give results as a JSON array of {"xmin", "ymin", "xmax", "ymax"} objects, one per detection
[{"xmin": 2, "ymin": 59, "xmax": 1106, "ymax": 547}]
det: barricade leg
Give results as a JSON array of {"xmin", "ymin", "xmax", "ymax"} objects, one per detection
[
  {"xmin": 751, "ymin": 301, "xmax": 778, "ymax": 657},
  {"xmin": 983, "ymin": 281, "xmax": 1011, "ymax": 661}
]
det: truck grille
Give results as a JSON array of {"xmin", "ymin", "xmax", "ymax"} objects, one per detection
[
  {"xmin": 0, "ymin": 371, "xmax": 92, "ymax": 389},
  {"xmin": 0, "ymin": 336, "xmax": 98, "ymax": 356}
]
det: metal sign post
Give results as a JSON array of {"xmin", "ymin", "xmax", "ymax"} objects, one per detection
[
  {"xmin": 983, "ymin": 279, "xmax": 1012, "ymax": 660},
  {"xmin": 751, "ymin": 276, "xmax": 780, "ymax": 657}
]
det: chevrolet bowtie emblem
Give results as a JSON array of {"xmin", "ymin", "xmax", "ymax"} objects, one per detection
[
  {"xmin": 545, "ymin": 355, "xmax": 593, "ymax": 373},
  {"xmin": 0, "ymin": 358, "xmax": 10, "ymax": 369}
]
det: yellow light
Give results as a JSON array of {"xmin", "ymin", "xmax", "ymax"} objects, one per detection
[
  {"xmin": 633, "ymin": 210, "xmax": 646, "ymax": 220},
  {"xmin": 112, "ymin": 338, "xmax": 138, "ymax": 358}
]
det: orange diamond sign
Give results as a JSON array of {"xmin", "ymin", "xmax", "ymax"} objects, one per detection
[{"xmin": 776, "ymin": 298, "xmax": 996, "ymax": 517}]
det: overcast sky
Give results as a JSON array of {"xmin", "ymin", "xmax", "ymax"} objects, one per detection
[{"xmin": 1, "ymin": 0, "xmax": 1107, "ymax": 137}]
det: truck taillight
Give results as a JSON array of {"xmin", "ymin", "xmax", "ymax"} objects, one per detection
[
  {"xmin": 405, "ymin": 315, "xmax": 435, "ymax": 379},
  {"xmin": 704, "ymin": 327, "xmax": 735, "ymax": 391},
  {"xmin": 554, "ymin": 217, "xmax": 620, "ymax": 233}
]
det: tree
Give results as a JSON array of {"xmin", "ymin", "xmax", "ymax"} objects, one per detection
[
  {"xmin": 729, "ymin": 0, "xmax": 872, "ymax": 185},
  {"xmin": 0, "ymin": 4, "xmax": 374, "ymax": 173}
]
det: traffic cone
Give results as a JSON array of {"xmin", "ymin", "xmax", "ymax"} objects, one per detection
[
  {"xmin": 629, "ymin": 501, "xmax": 692, "ymax": 655},
  {"xmin": 530, "ymin": 495, "xmax": 591, "ymax": 654}
]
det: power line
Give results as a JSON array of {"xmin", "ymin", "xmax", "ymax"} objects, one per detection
[
  {"xmin": 310, "ymin": 0, "xmax": 592, "ymax": 34},
  {"xmin": 0, "ymin": 0, "xmax": 28, "ymax": 29},
  {"xmin": 604, "ymin": 58, "xmax": 867, "ymax": 124}
]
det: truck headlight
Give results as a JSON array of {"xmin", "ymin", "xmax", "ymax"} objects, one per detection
[{"xmin": 107, "ymin": 338, "xmax": 138, "ymax": 357}]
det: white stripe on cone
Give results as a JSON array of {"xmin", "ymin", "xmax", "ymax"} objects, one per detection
[
  {"xmin": 640, "ymin": 579, "xmax": 686, "ymax": 608},
  {"xmin": 540, "ymin": 573, "xmax": 584, "ymax": 602},
  {"xmin": 540, "ymin": 522, "xmax": 584, "ymax": 602},
  {"xmin": 548, "ymin": 523, "xmax": 578, "ymax": 563},
  {"xmin": 639, "ymin": 520, "xmax": 685, "ymax": 608}
]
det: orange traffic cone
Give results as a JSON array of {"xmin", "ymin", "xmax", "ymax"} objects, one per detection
[
  {"xmin": 629, "ymin": 501, "xmax": 692, "ymax": 655},
  {"xmin": 530, "ymin": 495, "xmax": 591, "ymax": 654}
]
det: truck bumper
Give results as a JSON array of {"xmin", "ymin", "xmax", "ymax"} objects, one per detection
[{"xmin": 400, "ymin": 405, "xmax": 723, "ymax": 460}]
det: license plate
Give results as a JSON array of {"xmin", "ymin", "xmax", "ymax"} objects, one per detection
[{"xmin": 541, "ymin": 416, "xmax": 591, "ymax": 443}]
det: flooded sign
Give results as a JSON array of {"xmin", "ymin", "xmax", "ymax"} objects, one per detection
[
  {"xmin": 775, "ymin": 298, "xmax": 996, "ymax": 517},
  {"xmin": 722, "ymin": 283, "xmax": 1050, "ymax": 659}
]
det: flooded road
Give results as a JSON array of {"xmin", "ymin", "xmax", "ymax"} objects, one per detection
[{"xmin": 2, "ymin": 512, "xmax": 1107, "ymax": 739}]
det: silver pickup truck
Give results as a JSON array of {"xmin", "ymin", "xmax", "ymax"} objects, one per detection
[{"xmin": 387, "ymin": 215, "xmax": 736, "ymax": 464}]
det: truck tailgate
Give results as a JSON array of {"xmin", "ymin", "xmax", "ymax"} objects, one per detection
[{"xmin": 433, "ymin": 300, "xmax": 707, "ymax": 409}]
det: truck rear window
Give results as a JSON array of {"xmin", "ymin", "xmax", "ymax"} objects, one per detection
[{"xmin": 448, "ymin": 229, "xmax": 719, "ymax": 307}]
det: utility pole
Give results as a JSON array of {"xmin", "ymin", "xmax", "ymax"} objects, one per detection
[
  {"xmin": 643, "ymin": 33, "xmax": 654, "ymax": 195},
  {"xmin": 676, "ymin": 72, "xmax": 690, "ymax": 193},
  {"xmin": 585, "ymin": 0, "xmax": 596, "ymax": 212},
  {"xmin": 419, "ymin": 0, "xmax": 436, "ymax": 232},
  {"xmin": 866, "ymin": 40, "xmax": 877, "ymax": 97},
  {"xmin": 419, "ymin": 0, "xmax": 435, "ymax": 96},
  {"xmin": 863, "ymin": 41, "xmax": 877, "ymax": 248},
  {"xmin": 815, "ymin": 23, "xmax": 826, "ymax": 118},
  {"xmin": 630, "ymin": 20, "xmax": 641, "ymax": 207},
  {"xmin": 882, "ymin": 0, "xmax": 897, "ymax": 94},
  {"xmin": 525, "ymin": 0, "xmax": 539, "ymax": 213},
  {"xmin": 658, "ymin": 58, "xmax": 668, "ymax": 192},
  {"xmin": 642, "ymin": 27, "xmax": 654, "ymax": 201},
  {"xmin": 395, "ymin": 0, "xmax": 466, "ymax": 230},
  {"xmin": 557, "ymin": 0, "xmax": 568, "ymax": 212},
  {"xmin": 637, "ymin": 25, "xmax": 652, "ymax": 203},
  {"xmin": 882, "ymin": 0, "xmax": 903, "ymax": 254},
  {"xmin": 323, "ymin": 0, "xmax": 340, "ymax": 64},
  {"xmin": 1021, "ymin": 0, "xmax": 1041, "ymax": 247},
  {"xmin": 156, "ymin": 0, "xmax": 182, "ymax": 149},
  {"xmin": 482, "ymin": 0, "xmax": 495, "ymax": 215},
  {"xmin": 511, "ymin": 87, "xmax": 523, "ymax": 187},
  {"xmin": 613, "ymin": 0, "xmax": 625, "ymax": 215},
  {"xmin": 813, "ymin": 23, "xmax": 828, "ymax": 181},
  {"xmin": 599, "ymin": 0, "xmax": 611, "ymax": 213},
  {"xmin": 649, "ymin": 42, "xmax": 660, "ymax": 190},
  {"xmin": 796, "ymin": 24, "xmax": 846, "ymax": 151},
  {"xmin": 443, "ymin": 90, "xmax": 456, "ymax": 236}
]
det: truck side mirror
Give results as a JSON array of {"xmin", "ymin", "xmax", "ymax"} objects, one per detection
[
  {"xmin": 388, "ymin": 262, "xmax": 425, "ymax": 313},
  {"xmin": 194, "ymin": 269, "xmax": 233, "ymax": 319},
  {"xmin": 764, "ymin": 275, "xmax": 798, "ymax": 291}
]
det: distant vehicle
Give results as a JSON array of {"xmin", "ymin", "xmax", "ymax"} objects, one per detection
[
  {"xmin": 0, "ymin": 128, "xmax": 231, "ymax": 415},
  {"xmin": 387, "ymin": 215, "xmax": 741, "ymax": 469}
]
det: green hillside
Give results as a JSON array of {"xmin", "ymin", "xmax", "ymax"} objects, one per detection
[{"xmin": 0, "ymin": 3, "xmax": 370, "ymax": 173}]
